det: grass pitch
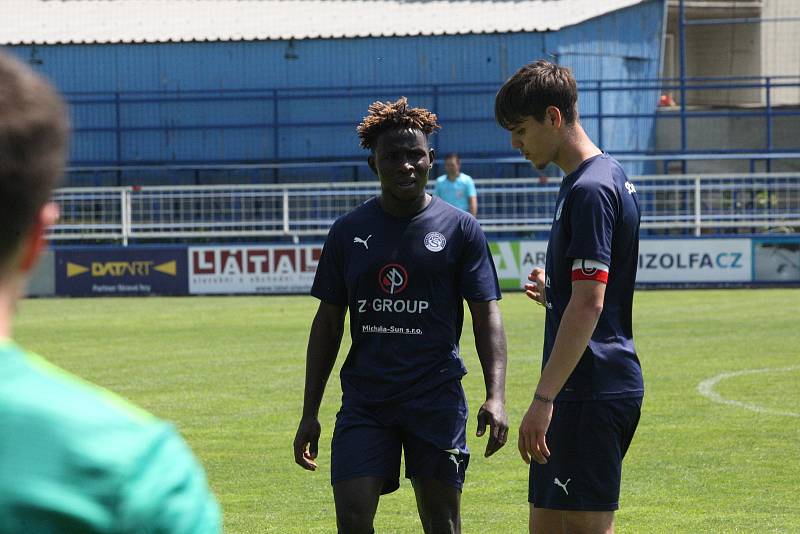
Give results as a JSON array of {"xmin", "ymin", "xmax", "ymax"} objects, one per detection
[{"xmin": 14, "ymin": 289, "xmax": 800, "ymax": 533}]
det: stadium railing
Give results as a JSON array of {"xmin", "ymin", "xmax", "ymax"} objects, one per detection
[{"xmin": 49, "ymin": 173, "xmax": 800, "ymax": 245}]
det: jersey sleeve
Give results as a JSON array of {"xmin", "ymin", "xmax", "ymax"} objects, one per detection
[
  {"xmin": 118, "ymin": 423, "xmax": 222, "ymax": 534},
  {"xmin": 465, "ymin": 176, "xmax": 477, "ymax": 198},
  {"xmin": 565, "ymin": 180, "xmax": 618, "ymax": 266},
  {"xmin": 310, "ymin": 222, "xmax": 347, "ymax": 305},
  {"xmin": 459, "ymin": 217, "xmax": 501, "ymax": 302}
]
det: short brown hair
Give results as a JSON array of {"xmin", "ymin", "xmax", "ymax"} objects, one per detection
[
  {"xmin": 0, "ymin": 50, "xmax": 69, "ymax": 266},
  {"xmin": 357, "ymin": 97, "xmax": 440, "ymax": 151},
  {"xmin": 494, "ymin": 60, "xmax": 578, "ymax": 129}
]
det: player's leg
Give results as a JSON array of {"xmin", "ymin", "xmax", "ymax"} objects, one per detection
[
  {"xmin": 402, "ymin": 380, "xmax": 469, "ymax": 534},
  {"xmin": 562, "ymin": 510, "xmax": 614, "ymax": 534},
  {"xmin": 330, "ymin": 401, "xmax": 403, "ymax": 533},
  {"xmin": 530, "ymin": 505, "xmax": 564, "ymax": 533},
  {"xmin": 528, "ymin": 399, "xmax": 641, "ymax": 534},
  {"xmin": 333, "ymin": 477, "xmax": 384, "ymax": 534},
  {"xmin": 530, "ymin": 506, "xmax": 614, "ymax": 534},
  {"xmin": 411, "ymin": 477, "xmax": 461, "ymax": 534}
]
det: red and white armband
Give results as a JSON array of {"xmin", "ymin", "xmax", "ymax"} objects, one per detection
[{"xmin": 571, "ymin": 259, "xmax": 609, "ymax": 284}]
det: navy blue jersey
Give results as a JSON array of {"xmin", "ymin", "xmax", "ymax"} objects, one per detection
[
  {"xmin": 312, "ymin": 196, "xmax": 501, "ymax": 403},
  {"xmin": 543, "ymin": 154, "xmax": 643, "ymax": 401}
]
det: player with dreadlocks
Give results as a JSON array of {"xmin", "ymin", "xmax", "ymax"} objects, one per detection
[{"xmin": 293, "ymin": 97, "xmax": 509, "ymax": 534}]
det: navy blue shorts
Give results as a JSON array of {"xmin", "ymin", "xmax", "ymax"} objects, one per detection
[
  {"xmin": 331, "ymin": 379, "xmax": 470, "ymax": 495},
  {"xmin": 529, "ymin": 398, "xmax": 642, "ymax": 511}
]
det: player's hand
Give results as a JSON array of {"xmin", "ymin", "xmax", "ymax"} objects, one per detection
[
  {"xmin": 524, "ymin": 268, "xmax": 546, "ymax": 307},
  {"xmin": 476, "ymin": 398, "xmax": 508, "ymax": 457},
  {"xmin": 293, "ymin": 416, "xmax": 321, "ymax": 471},
  {"xmin": 518, "ymin": 398, "xmax": 552, "ymax": 465}
]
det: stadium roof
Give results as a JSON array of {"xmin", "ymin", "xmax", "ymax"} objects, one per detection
[{"xmin": 1, "ymin": 0, "xmax": 648, "ymax": 45}]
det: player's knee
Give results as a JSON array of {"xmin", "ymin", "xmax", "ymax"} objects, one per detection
[
  {"xmin": 562, "ymin": 511, "xmax": 614, "ymax": 534},
  {"xmin": 419, "ymin": 507, "xmax": 460, "ymax": 534},
  {"xmin": 530, "ymin": 507, "xmax": 564, "ymax": 534},
  {"xmin": 336, "ymin": 512, "xmax": 373, "ymax": 534},
  {"xmin": 335, "ymin": 504, "xmax": 376, "ymax": 534}
]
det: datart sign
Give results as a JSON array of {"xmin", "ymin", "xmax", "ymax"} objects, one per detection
[
  {"xmin": 188, "ymin": 245, "xmax": 323, "ymax": 294},
  {"xmin": 55, "ymin": 247, "xmax": 187, "ymax": 296}
]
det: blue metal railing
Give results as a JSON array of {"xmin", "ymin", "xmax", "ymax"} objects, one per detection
[
  {"xmin": 62, "ymin": 73, "xmax": 800, "ymax": 185},
  {"xmin": 66, "ymin": 77, "xmax": 800, "ymax": 145}
]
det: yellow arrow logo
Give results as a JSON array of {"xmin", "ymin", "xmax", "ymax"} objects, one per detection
[
  {"xmin": 66, "ymin": 262, "xmax": 89, "ymax": 278},
  {"xmin": 154, "ymin": 261, "xmax": 177, "ymax": 276}
]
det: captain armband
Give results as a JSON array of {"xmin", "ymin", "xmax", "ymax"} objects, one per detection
[{"xmin": 571, "ymin": 259, "xmax": 609, "ymax": 284}]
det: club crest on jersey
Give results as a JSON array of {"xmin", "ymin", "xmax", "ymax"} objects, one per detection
[
  {"xmin": 555, "ymin": 199, "xmax": 564, "ymax": 221},
  {"xmin": 424, "ymin": 232, "xmax": 446, "ymax": 252},
  {"xmin": 378, "ymin": 264, "xmax": 408, "ymax": 295}
]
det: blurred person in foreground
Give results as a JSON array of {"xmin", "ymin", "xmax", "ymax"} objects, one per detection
[
  {"xmin": 434, "ymin": 152, "xmax": 478, "ymax": 217},
  {"xmin": 0, "ymin": 49, "xmax": 221, "ymax": 533},
  {"xmin": 293, "ymin": 97, "xmax": 508, "ymax": 534},
  {"xmin": 495, "ymin": 60, "xmax": 643, "ymax": 534}
]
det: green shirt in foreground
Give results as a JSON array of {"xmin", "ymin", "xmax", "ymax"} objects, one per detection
[{"xmin": 0, "ymin": 340, "xmax": 222, "ymax": 533}]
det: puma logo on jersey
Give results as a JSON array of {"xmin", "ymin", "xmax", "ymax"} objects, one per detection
[
  {"xmin": 554, "ymin": 477, "xmax": 571, "ymax": 495},
  {"xmin": 625, "ymin": 181, "xmax": 637, "ymax": 195},
  {"xmin": 353, "ymin": 235, "xmax": 372, "ymax": 249}
]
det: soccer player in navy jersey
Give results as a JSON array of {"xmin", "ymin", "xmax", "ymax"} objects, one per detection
[
  {"xmin": 293, "ymin": 97, "xmax": 508, "ymax": 534},
  {"xmin": 495, "ymin": 61, "xmax": 643, "ymax": 534}
]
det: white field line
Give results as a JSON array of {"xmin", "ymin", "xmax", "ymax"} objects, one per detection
[{"xmin": 698, "ymin": 366, "xmax": 800, "ymax": 418}]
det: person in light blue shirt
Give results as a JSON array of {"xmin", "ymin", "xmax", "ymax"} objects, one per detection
[{"xmin": 434, "ymin": 153, "xmax": 478, "ymax": 217}]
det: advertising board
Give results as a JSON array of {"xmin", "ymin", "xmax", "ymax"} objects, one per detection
[
  {"xmin": 55, "ymin": 247, "xmax": 187, "ymax": 296},
  {"xmin": 489, "ymin": 238, "xmax": 753, "ymax": 288},
  {"xmin": 636, "ymin": 239, "xmax": 752, "ymax": 283},
  {"xmin": 753, "ymin": 239, "xmax": 800, "ymax": 282},
  {"xmin": 188, "ymin": 245, "xmax": 323, "ymax": 294}
]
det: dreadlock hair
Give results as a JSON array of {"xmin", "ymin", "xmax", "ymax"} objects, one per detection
[{"xmin": 357, "ymin": 97, "xmax": 440, "ymax": 151}]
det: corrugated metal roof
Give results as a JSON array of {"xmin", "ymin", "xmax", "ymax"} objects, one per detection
[{"xmin": 1, "ymin": 0, "xmax": 647, "ymax": 45}]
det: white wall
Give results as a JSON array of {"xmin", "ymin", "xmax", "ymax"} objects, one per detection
[
  {"xmin": 762, "ymin": 0, "xmax": 800, "ymax": 106},
  {"xmin": 664, "ymin": 1, "xmax": 763, "ymax": 106},
  {"xmin": 665, "ymin": 0, "xmax": 800, "ymax": 106}
]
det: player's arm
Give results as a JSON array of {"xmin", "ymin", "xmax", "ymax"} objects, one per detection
[
  {"xmin": 467, "ymin": 177, "xmax": 478, "ymax": 217},
  {"xmin": 467, "ymin": 299, "xmax": 508, "ymax": 457},
  {"xmin": 518, "ymin": 276, "xmax": 606, "ymax": 465},
  {"xmin": 293, "ymin": 300, "xmax": 346, "ymax": 471}
]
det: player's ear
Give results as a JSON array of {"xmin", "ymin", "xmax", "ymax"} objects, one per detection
[
  {"xmin": 428, "ymin": 148, "xmax": 435, "ymax": 169},
  {"xmin": 19, "ymin": 202, "xmax": 59, "ymax": 274},
  {"xmin": 546, "ymin": 106, "xmax": 562, "ymax": 129},
  {"xmin": 367, "ymin": 153, "xmax": 378, "ymax": 176}
]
